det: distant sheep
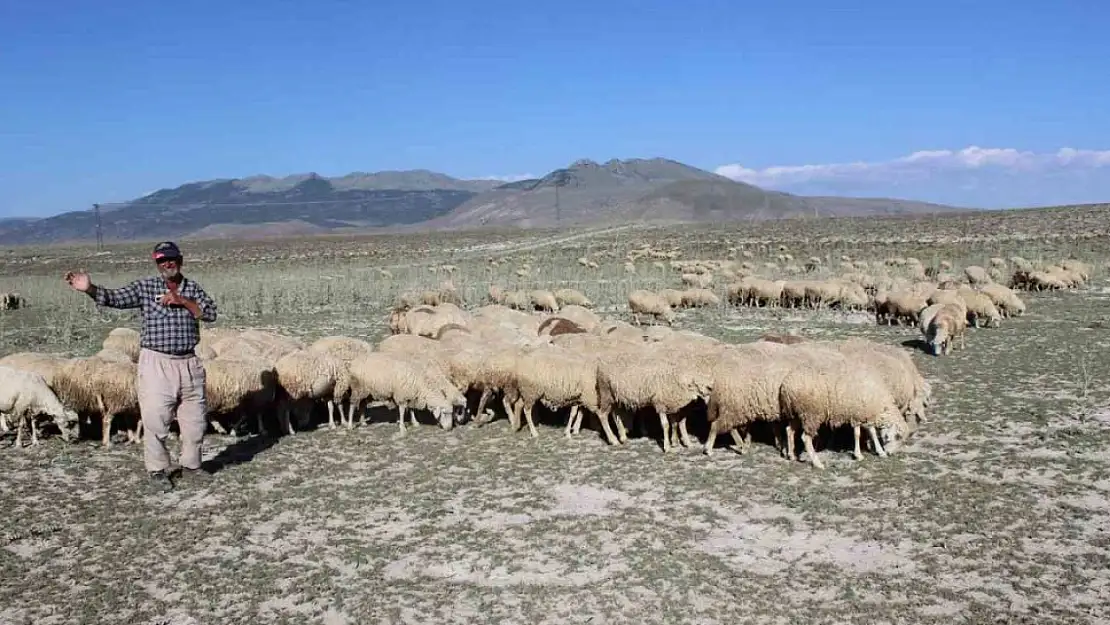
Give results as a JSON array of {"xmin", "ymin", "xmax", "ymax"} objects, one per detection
[
  {"xmin": 925, "ymin": 303, "xmax": 967, "ymax": 356},
  {"xmin": 0, "ymin": 292, "xmax": 26, "ymax": 311}
]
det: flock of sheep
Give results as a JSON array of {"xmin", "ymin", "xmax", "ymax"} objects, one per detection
[{"xmin": 0, "ymin": 251, "xmax": 1092, "ymax": 471}]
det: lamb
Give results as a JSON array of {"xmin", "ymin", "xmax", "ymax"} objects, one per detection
[
  {"xmin": 102, "ymin": 327, "xmax": 140, "ymax": 362},
  {"xmin": 0, "ymin": 365, "xmax": 80, "ymax": 447},
  {"xmin": 627, "ymin": 289, "xmax": 676, "ymax": 326},
  {"xmin": 925, "ymin": 303, "xmax": 967, "ymax": 356},
  {"xmin": 778, "ymin": 351, "xmax": 910, "ymax": 470},
  {"xmin": 346, "ymin": 352, "xmax": 460, "ymax": 433},
  {"xmin": 272, "ymin": 349, "xmax": 351, "ymax": 435},
  {"xmin": 52, "ymin": 356, "xmax": 140, "ymax": 447}
]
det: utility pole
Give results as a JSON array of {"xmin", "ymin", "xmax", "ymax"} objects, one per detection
[{"xmin": 93, "ymin": 203, "xmax": 103, "ymax": 251}]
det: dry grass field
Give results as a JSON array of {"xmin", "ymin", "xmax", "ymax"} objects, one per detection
[{"xmin": 1, "ymin": 206, "xmax": 1110, "ymax": 625}]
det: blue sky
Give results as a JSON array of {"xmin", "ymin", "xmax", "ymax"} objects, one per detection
[{"xmin": 2, "ymin": 0, "xmax": 1108, "ymax": 218}]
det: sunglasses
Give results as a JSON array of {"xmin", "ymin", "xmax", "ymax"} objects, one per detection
[{"xmin": 155, "ymin": 256, "xmax": 181, "ymax": 265}]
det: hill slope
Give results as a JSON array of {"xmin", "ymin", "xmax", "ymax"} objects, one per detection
[
  {"xmin": 0, "ymin": 159, "xmax": 974, "ymax": 245},
  {"xmin": 427, "ymin": 157, "xmax": 972, "ymax": 229},
  {"xmin": 0, "ymin": 172, "xmax": 493, "ymax": 244}
]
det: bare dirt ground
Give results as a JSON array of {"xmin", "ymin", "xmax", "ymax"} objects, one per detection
[{"xmin": 2, "ymin": 216, "xmax": 1110, "ymax": 624}]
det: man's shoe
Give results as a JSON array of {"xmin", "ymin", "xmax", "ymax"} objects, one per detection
[{"xmin": 150, "ymin": 470, "xmax": 174, "ymax": 493}]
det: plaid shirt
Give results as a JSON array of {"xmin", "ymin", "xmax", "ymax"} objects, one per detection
[{"xmin": 91, "ymin": 276, "xmax": 218, "ymax": 355}]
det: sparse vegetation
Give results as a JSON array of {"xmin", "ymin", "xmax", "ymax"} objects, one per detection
[{"xmin": 1, "ymin": 205, "xmax": 1109, "ymax": 624}]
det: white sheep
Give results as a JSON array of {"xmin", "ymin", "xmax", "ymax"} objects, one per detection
[
  {"xmin": 272, "ymin": 349, "xmax": 351, "ymax": 435},
  {"xmin": 52, "ymin": 356, "xmax": 140, "ymax": 447},
  {"xmin": 778, "ymin": 350, "xmax": 910, "ymax": 470},
  {"xmin": 0, "ymin": 365, "xmax": 79, "ymax": 447},
  {"xmin": 503, "ymin": 345, "xmax": 600, "ymax": 439},
  {"xmin": 346, "ymin": 352, "xmax": 459, "ymax": 433},
  {"xmin": 627, "ymin": 289, "xmax": 676, "ymax": 326},
  {"xmin": 102, "ymin": 327, "xmax": 140, "ymax": 362}
]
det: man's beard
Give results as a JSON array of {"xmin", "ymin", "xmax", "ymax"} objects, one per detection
[{"xmin": 159, "ymin": 267, "xmax": 181, "ymax": 281}]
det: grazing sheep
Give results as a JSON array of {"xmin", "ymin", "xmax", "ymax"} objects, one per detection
[
  {"xmin": 506, "ymin": 346, "xmax": 600, "ymax": 438},
  {"xmin": 201, "ymin": 358, "xmax": 279, "ymax": 435},
  {"xmin": 0, "ymin": 365, "xmax": 80, "ymax": 447},
  {"xmin": 925, "ymin": 303, "xmax": 967, "ymax": 356},
  {"xmin": 778, "ymin": 352, "xmax": 910, "ymax": 470},
  {"xmin": 876, "ymin": 291, "xmax": 928, "ymax": 326},
  {"xmin": 52, "ymin": 356, "xmax": 140, "ymax": 447},
  {"xmin": 627, "ymin": 290, "xmax": 676, "ymax": 326},
  {"xmin": 678, "ymin": 288, "xmax": 721, "ymax": 308},
  {"xmin": 658, "ymin": 288, "xmax": 685, "ymax": 308},
  {"xmin": 553, "ymin": 288, "xmax": 593, "ymax": 308},
  {"xmin": 347, "ymin": 352, "xmax": 459, "ymax": 433},
  {"xmin": 529, "ymin": 290, "xmax": 560, "ymax": 313},
  {"xmin": 594, "ymin": 345, "xmax": 712, "ymax": 452},
  {"xmin": 703, "ymin": 351, "xmax": 805, "ymax": 457},
  {"xmin": 979, "ymin": 283, "xmax": 1026, "ymax": 318},
  {"xmin": 272, "ymin": 349, "xmax": 351, "ymax": 435},
  {"xmin": 964, "ymin": 265, "xmax": 992, "ymax": 287},
  {"xmin": 957, "ymin": 287, "xmax": 1002, "ymax": 327}
]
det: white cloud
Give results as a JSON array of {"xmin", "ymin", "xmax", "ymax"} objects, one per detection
[{"xmin": 714, "ymin": 146, "xmax": 1110, "ymax": 208}]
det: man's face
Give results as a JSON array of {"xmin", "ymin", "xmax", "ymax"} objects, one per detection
[{"xmin": 157, "ymin": 257, "xmax": 182, "ymax": 280}]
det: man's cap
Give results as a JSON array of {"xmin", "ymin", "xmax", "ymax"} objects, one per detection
[{"xmin": 152, "ymin": 241, "xmax": 182, "ymax": 261}]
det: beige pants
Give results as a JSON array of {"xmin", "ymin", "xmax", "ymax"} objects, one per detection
[{"xmin": 137, "ymin": 348, "xmax": 207, "ymax": 472}]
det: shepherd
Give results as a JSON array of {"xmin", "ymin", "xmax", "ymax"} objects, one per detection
[{"xmin": 64, "ymin": 241, "xmax": 219, "ymax": 493}]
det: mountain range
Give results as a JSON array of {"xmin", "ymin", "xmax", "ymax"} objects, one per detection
[{"xmin": 0, "ymin": 158, "xmax": 973, "ymax": 245}]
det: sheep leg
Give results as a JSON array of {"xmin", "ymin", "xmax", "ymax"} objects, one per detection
[
  {"xmin": 564, "ymin": 405, "xmax": 580, "ymax": 438},
  {"xmin": 13, "ymin": 415, "xmax": 24, "ymax": 448},
  {"xmin": 327, "ymin": 400, "xmax": 337, "ymax": 429},
  {"xmin": 0, "ymin": 413, "xmax": 8, "ymax": 432},
  {"xmin": 472, "ymin": 388, "xmax": 494, "ymax": 425},
  {"xmin": 397, "ymin": 405, "xmax": 408, "ymax": 434},
  {"xmin": 508, "ymin": 399, "xmax": 522, "ymax": 432},
  {"xmin": 784, "ymin": 422, "xmax": 797, "ymax": 461},
  {"xmin": 592, "ymin": 409, "xmax": 621, "ymax": 446},
  {"xmin": 613, "ymin": 409, "xmax": 629, "ymax": 443},
  {"xmin": 210, "ymin": 419, "xmax": 228, "ymax": 435},
  {"xmin": 678, "ymin": 418, "xmax": 695, "ymax": 448},
  {"xmin": 656, "ymin": 408, "xmax": 672, "ymax": 452},
  {"xmin": 30, "ymin": 416, "xmax": 40, "ymax": 446},
  {"xmin": 703, "ymin": 420, "xmax": 719, "ymax": 456},
  {"xmin": 801, "ymin": 432, "xmax": 825, "ymax": 469},
  {"xmin": 522, "ymin": 404, "xmax": 539, "ymax": 438},
  {"xmin": 852, "ymin": 424, "xmax": 864, "ymax": 460},
  {"xmin": 729, "ymin": 428, "xmax": 747, "ymax": 454},
  {"xmin": 866, "ymin": 425, "xmax": 888, "ymax": 457}
]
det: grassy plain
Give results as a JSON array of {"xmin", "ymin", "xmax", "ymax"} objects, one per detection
[{"xmin": 1, "ymin": 205, "xmax": 1109, "ymax": 624}]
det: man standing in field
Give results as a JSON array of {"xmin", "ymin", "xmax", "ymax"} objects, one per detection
[{"xmin": 64, "ymin": 241, "xmax": 218, "ymax": 493}]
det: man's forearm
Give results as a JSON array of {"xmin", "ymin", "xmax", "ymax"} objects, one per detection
[{"xmin": 182, "ymin": 298, "xmax": 203, "ymax": 319}]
